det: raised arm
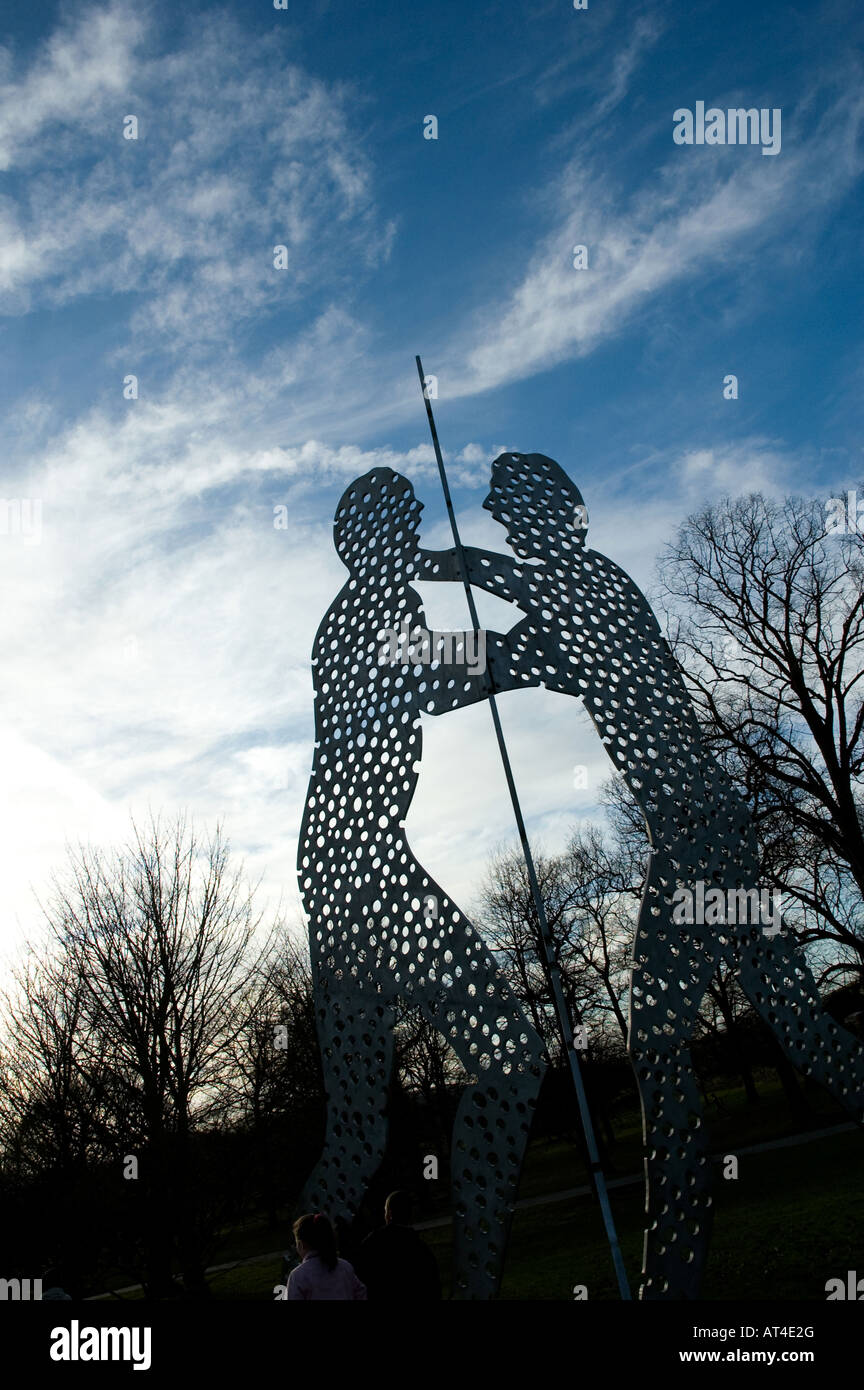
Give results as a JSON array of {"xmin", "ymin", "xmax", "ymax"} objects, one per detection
[
  {"xmin": 419, "ymin": 628, "xmax": 540, "ymax": 716},
  {"xmin": 415, "ymin": 629, "xmax": 493, "ymax": 716},
  {"xmin": 417, "ymin": 546, "xmax": 535, "ymax": 611}
]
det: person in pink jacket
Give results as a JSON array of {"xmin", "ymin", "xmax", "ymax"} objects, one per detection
[{"xmin": 285, "ymin": 1214, "xmax": 367, "ymax": 1301}]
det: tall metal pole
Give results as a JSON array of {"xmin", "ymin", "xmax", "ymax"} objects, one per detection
[{"xmin": 415, "ymin": 355, "xmax": 632, "ymax": 1301}]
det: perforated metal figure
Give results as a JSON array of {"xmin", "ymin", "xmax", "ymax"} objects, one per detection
[
  {"xmin": 297, "ymin": 467, "xmax": 546, "ymax": 1299},
  {"xmin": 442, "ymin": 450, "xmax": 864, "ymax": 1300}
]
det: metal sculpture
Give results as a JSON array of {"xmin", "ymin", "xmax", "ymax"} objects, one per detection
[
  {"xmin": 296, "ymin": 468, "xmax": 546, "ymax": 1300},
  {"xmin": 298, "ymin": 442, "xmax": 864, "ymax": 1301},
  {"xmin": 446, "ymin": 450, "xmax": 864, "ymax": 1299},
  {"xmin": 414, "ymin": 356, "xmax": 631, "ymax": 1299}
]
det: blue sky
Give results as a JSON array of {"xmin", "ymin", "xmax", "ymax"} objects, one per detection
[{"xmin": 0, "ymin": 0, "xmax": 862, "ymax": 953}]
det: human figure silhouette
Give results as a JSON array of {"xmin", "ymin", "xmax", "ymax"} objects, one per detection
[
  {"xmin": 424, "ymin": 450, "xmax": 864, "ymax": 1299},
  {"xmin": 297, "ymin": 467, "xmax": 545, "ymax": 1299},
  {"xmin": 354, "ymin": 1190, "xmax": 441, "ymax": 1301},
  {"xmin": 286, "ymin": 1213, "xmax": 366, "ymax": 1300}
]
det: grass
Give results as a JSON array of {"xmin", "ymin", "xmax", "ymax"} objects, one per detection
[
  {"xmin": 180, "ymin": 1128, "xmax": 862, "ymax": 1301},
  {"xmin": 516, "ymin": 1069, "xmax": 847, "ymax": 1199},
  {"xmin": 97, "ymin": 1073, "xmax": 862, "ymax": 1301}
]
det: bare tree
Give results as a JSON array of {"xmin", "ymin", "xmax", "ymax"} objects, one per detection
[
  {"xmin": 477, "ymin": 831, "xmax": 640, "ymax": 1058},
  {"xmin": 0, "ymin": 952, "xmax": 118, "ymax": 1183},
  {"xmin": 393, "ymin": 1005, "xmax": 465, "ymax": 1105},
  {"xmin": 658, "ymin": 491, "xmax": 864, "ymax": 979},
  {"xmin": 217, "ymin": 932, "xmax": 325, "ymax": 1228},
  {"xmin": 476, "ymin": 832, "xmax": 642, "ymax": 1162},
  {"xmin": 478, "ymin": 845, "xmax": 578, "ymax": 1056},
  {"xmin": 227, "ymin": 933, "xmax": 321, "ymax": 1127},
  {"xmin": 28, "ymin": 813, "xmax": 266, "ymax": 1297},
  {"xmin": 391, "ymin": 1001, "xmax": 468, "ymax": 1163},
  {"xmin": 557, "ymin": 826, "xmax": 643, "ymax": 1046}
]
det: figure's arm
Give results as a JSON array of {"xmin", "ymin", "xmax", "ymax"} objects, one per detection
[
  {"xmin": 417, "ymin": 547, "xmax": 534, "ymax": 611},
  {"xmin": 486, "ymin": 629, "xmax": 544, "ymax": 694},
  {"xmin": 415, "ymin": 547, "xmax": 462, "ymax": 583},
  {"xmin": 420, "ymin": 628, "xmax": 539, "ymax": 716},
  {"xmin": 416, "ymin": 629, "xmax": 493, "ymax": 716}
]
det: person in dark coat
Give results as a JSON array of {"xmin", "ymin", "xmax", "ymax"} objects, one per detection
[{"xmin": 355, "ymin": 1191, "xmax": 441, "ymax": 1301}]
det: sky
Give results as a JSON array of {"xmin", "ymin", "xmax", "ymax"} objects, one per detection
[{"xmin": 0, "ymin": 0, "xmax": 863, "ymax": 958}]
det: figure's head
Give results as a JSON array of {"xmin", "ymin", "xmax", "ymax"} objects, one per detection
[
  {"xmin": 334, "ymin": 469, "xmax": 422, "ymax": 577},
  {"xmin": 384, "ymin": 1190, "xmax": 413, "ymax": 1226},
  {"xmin": 293, "ymin": 1212, "xmax": 338, "ymax": 1270},
  {"xmin": 483, "ymin": 453, "xmax": 588, "ymax": 560}
]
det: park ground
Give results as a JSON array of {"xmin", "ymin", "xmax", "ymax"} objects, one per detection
[{"xmin": 96, "ymin": 1072, "xmax": 863, "ymax": 1301}]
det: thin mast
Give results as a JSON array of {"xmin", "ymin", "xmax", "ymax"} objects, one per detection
[{"xmin": 415, "ymin": 355, "xmax": 631, "ymax": 1301}]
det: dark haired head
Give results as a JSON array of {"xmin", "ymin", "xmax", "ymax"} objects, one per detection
[
  {"xmin": 293, "ymin": 1212, "xmax": 338, "ymax": 1271},
  {"xmin": 384, "ymin": 1190, "xmax": 413, "ymax": 1225}
]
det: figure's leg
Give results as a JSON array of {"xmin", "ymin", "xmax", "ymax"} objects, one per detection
[
  {"xmin": 629, "ymin": 1025, "xmax": 715, "ymax": 1299},
  {"xmin": 344, "ymin": 842, "xmax": 545, "ymax": 1297},
  {"xmin": 628, "ymin": 857, "xmax": 718, "ymax": 1300},
  {"xmin": 737, "ymin": 927, "xmax": 864, "ymax": 1117},
  {"xmin": 299, "ymin": 990, "xmax": 396, "ymax": 1225},
  {"xmin": 419, "ymin": 963, "xmax": 546, "ymax": 1300}
]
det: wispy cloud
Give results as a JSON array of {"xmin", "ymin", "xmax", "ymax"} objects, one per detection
[
  {"xmin": 0, "ymin": 4, "xmax": 146, "ymax": 169},
  {"xmin": 3, "ymin": 1, "xmax": 861, "ymax": 960},
  {"xmin": 0, "ymin": 338, "xmax": 506, "ymax": 946},
  {"xmin": 0, "ymin": 2, "xmax": 390, "ymax": 352},
  {"xmin": 594, "ymin": 13, "xmax": 665, "ymax": 121},
  {"xmin": 446, "ymin": 87, "xmax": 864, "ymax": 398}
]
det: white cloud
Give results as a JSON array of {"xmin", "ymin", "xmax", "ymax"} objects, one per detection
[
  {"xmin": 0, "ymin": 2, "xmax": 385, "ymax": 351},
  {"xmin": 0, "ymin": 348, "xmax": 514, "ymax": 947},
  {"xmin": 0, "ymin": 5, "xmax": 145, "ymax": 170},
  {"xmin": 594, "ymin": 14, "xmax": 664, "ymax": 121},
  {"xmin": 2, "ymin": 6, "xmax": 858, "ymax": 966},
  {"xmin": 446, "ymin": 90, "xmax": 864, "ymax": 398}
]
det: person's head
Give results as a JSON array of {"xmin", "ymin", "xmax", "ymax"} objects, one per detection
[
  {"xmin": 483, "ymin": 453, "xmax": 588, "ymax": 561},
  {"xmin": 293, "ymin": 1212, "xmax": 338, "ymax": 1270},
  {"xmin": 384, "ymin": 1190, "xmax": 413, "ymax": 1226},
  {"xmin": 334, "ymin": 469, "xmax": 423, "ymax": 578}
]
